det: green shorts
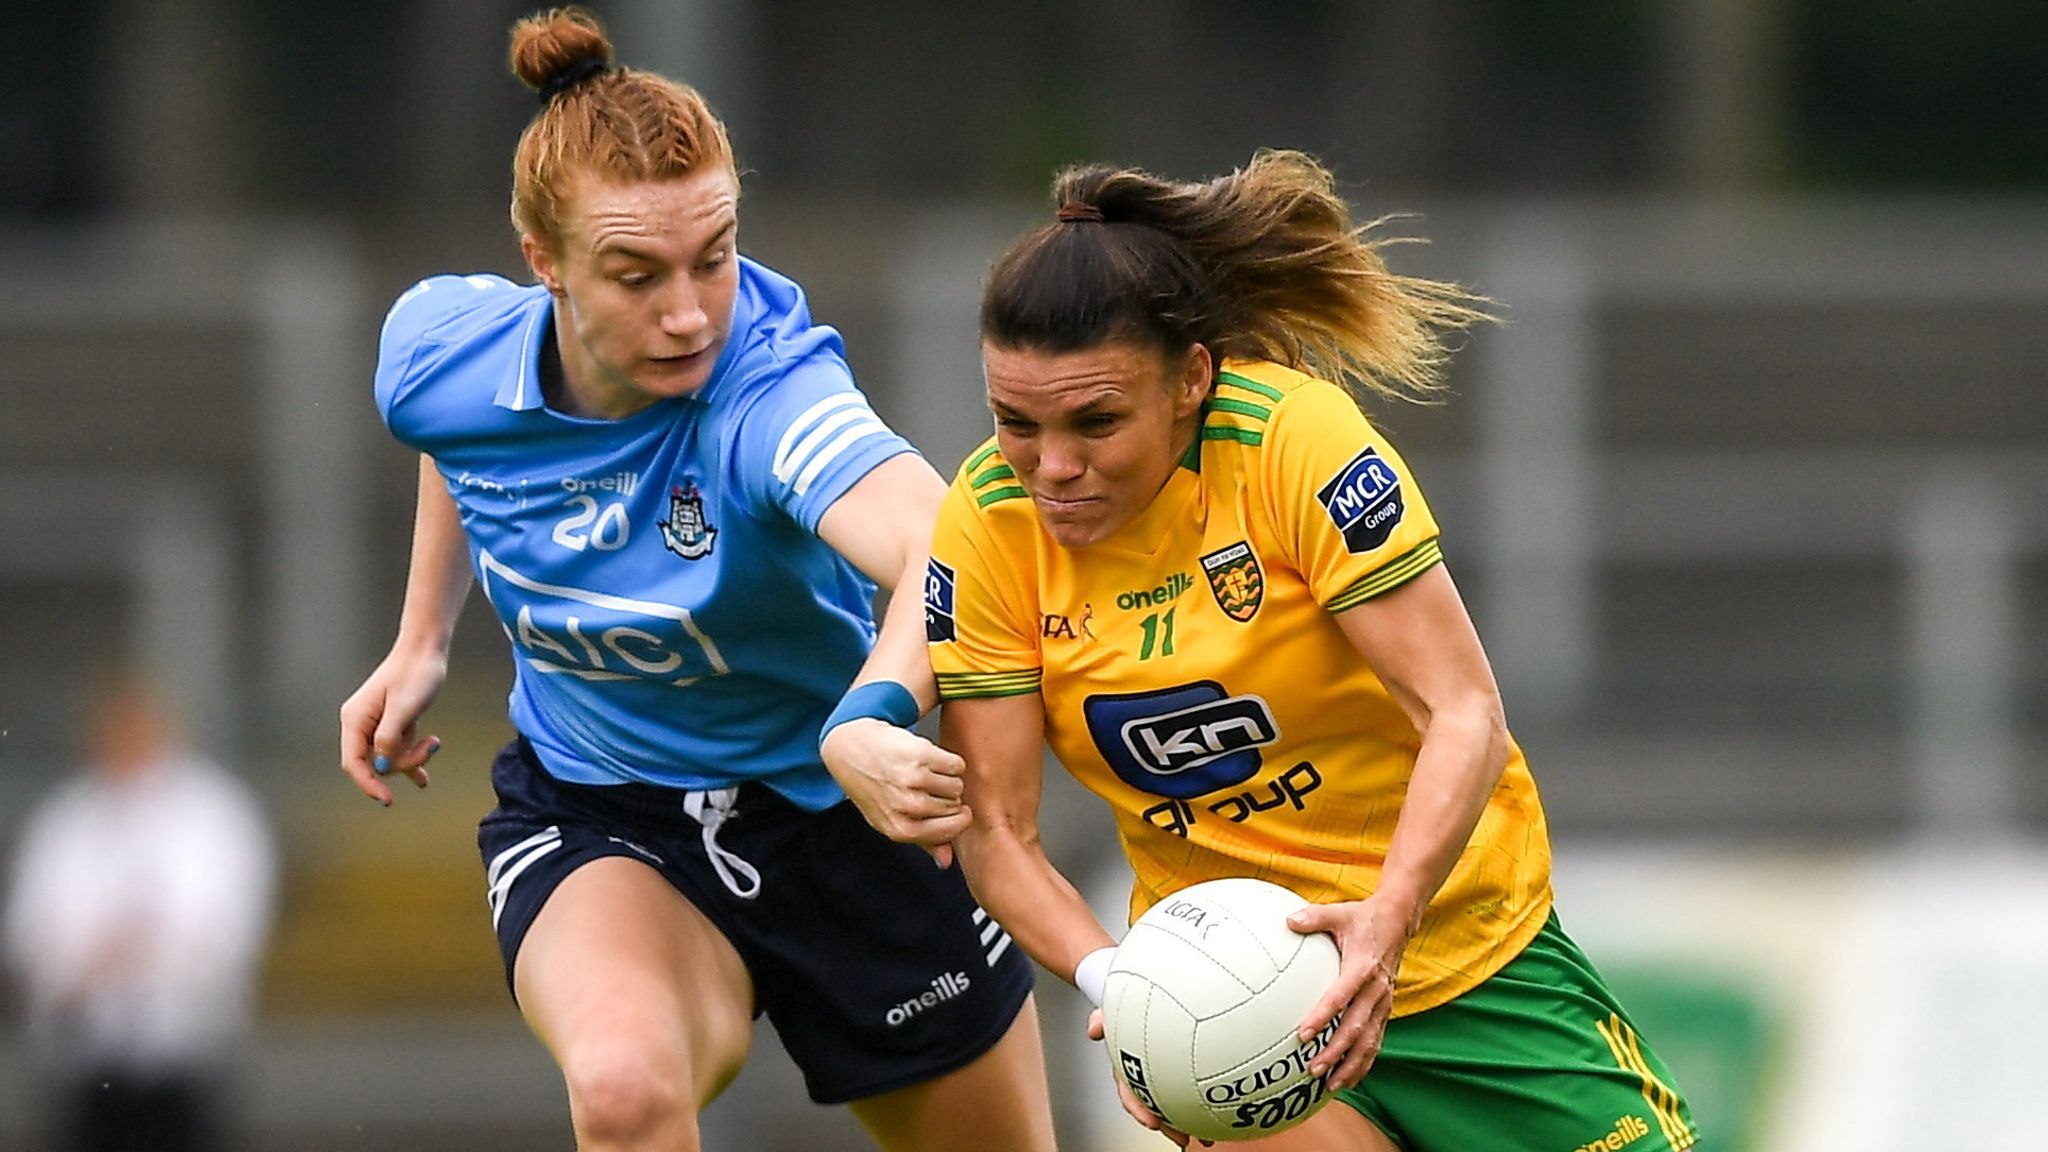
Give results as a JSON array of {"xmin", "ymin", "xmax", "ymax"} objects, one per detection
[{"xmin": 1336, "ymin": 912, "xmax": 1699, "ymax": 1152}]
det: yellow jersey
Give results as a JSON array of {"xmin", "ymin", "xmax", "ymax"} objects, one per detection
[{"xmin": 928, "ymin": 359, "xmax": 1552, "ymax": 1015}]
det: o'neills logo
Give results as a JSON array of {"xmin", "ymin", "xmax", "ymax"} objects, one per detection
[
  {"xmin": 1574, "ymin": 1114, "xmax": 1651, "ymax": 1152},
  {"xmin": 1117, "ymin": 573, "xmax": 1192, "ymax": 610},
  {"xmin": 883, "ymin": 971, "xmax": 972, "ymax": 1027}
]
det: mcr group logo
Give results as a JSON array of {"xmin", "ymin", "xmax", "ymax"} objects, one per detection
[{"xmin": 1315, "ymin": 445, "xmax": 1405, "ymax": 554}]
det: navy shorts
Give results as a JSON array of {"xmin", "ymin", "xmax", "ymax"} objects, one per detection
[{"xmin": 476, "ymin": 736, "xmax": 1035, "ymax": 1105}]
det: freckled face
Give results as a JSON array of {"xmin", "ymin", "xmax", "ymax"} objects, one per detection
[
  {"xmin": 522, "ymin": 166, "xmax": 740, "ymax": 419},
  {"xmin": 982, "ymin": 339, "xmax": 1211, "ymax": 548}
]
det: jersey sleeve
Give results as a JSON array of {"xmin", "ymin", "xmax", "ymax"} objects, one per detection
[
  {"xmin": 372, "ymin": 274, "xmax": 518, "ymax": 434},
  {"xmin": 1263, "ymin": 382, "xmax": 1444, "ymax": 613},
  {"xmin": 928, "ymin": 458, "xmax": 1042, "ymax": 700},
  {"xmin": 730, "ymin": 352, "xmax": 916, "ymax": 532}
]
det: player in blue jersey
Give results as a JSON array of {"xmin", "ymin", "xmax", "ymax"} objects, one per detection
[{"xmin": 334, "ymin": 9, "xmax": 1054, "ymax": 1152}]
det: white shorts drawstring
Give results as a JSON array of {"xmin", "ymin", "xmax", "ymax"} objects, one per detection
[{"xmin": 682, "ymin": 787, "xmax": 762, "ymax": 900}]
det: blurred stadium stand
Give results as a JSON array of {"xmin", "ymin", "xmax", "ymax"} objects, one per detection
[{"xmin": 3, "ymin": 2, "xmax": 2044, "ymax": 1149}]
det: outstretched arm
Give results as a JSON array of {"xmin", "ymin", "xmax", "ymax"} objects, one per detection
[
  {"xmin": 816, "ymin": 453, "xmax": 975, "ymax": 862},
  {"xmin": 816, "ymin": 452, "xmax": 947, "ymax": 710}
]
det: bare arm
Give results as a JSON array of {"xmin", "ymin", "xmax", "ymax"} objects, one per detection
[
  {"xmin": 941, "ymin": 693, "xmax": 1115, "ymax": 984},
  {"xmin": 815, "ymin": 453, "xmax": 976, "ymax": 859},
  {"xmin": 814, "ymin": 452, "xmax": 946, "ymax": 709},
  {"xmin": 389, "ymin": 454, "xmax": 476, "ymax": 657},
  {"xmin": 946, "ymin": 693, "xmax": 1202, "ymax": 1142},
  {"xmin": 1331, "ymin": 563, "xmax": 1509, "ymax": 934},
  {"xmin": 337, "ymin": 455, "xmax": 475, "ymax": 805},
  {"xmin": 1290, "ymin": 561, "xmax": 1509, "ymax": 1087}
]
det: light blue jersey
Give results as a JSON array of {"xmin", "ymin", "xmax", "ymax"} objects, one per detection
[{"xmin": 375, "ymin": 258, "xmax": 914, "ymax": 808}]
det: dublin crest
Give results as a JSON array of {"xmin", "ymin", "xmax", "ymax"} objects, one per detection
[
  {"xmin": 1200, "ymin": 541, "xmax": 1263, "ymax": 623},
  {"xmin": 660, "ymin": 481, "xmax": 717, "ymax": 559}
]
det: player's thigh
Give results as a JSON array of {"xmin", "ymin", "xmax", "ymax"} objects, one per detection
[
  {"xmin": 845, "ymin": 994, "xmax": 1056, "ymax": 1152},
  {"xmin": 1339, "ymin": 913, "xmax": 1698, "ymax": 1152},
  {"xmin": 1229, "ymin": 1101, "xmax": 1400, "ymax": 1152},
  {"xmin": 514, "ymin": 855, "xmax": 755, "ymax": 1106}
]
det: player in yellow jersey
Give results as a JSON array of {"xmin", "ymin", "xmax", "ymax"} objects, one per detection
[{"xmin": 901, "ymin": 152, "xmax": 1698, "ymax": 1151}]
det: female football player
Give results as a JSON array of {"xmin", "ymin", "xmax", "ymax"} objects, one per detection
[
  {"xmin": 910, "ymin": 152, "xmax": 1698, "ymax": 1151},
  {"xmin": 336, "ymin": 9, "xmax": 1053, "ymax": 1151}
]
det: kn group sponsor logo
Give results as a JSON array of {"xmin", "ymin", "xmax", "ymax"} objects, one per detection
[
  {"xmin": 1138, "ymin": 761, "xmax": 1323, "ymax": 839},
  {"xmin": 925, "ymin": 558, "xmax": 957, "ymax": 643},
  {"xmin": 1083, "ymin": 681, "xmax": 1280, "ymax": 799},
  {"xmin": 1315, "ymin": 445, "xmax": 1405, "ymax": 553}
]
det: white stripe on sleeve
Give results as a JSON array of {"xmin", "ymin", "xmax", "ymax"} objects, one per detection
[
  {"xmin": 776, "ymin": 404, "xmax": 879, "ymax": 484},
  {"xmin": 772, "ymin": 394, "xmax": 867, "ymax": 479},
  {"xmin": 791, "ymin": 418, "xmax": 890, "ymax": 496}
]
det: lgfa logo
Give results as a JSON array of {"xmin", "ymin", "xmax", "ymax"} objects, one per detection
[{"xmin": 884, "ymin": 971, "xmax": 972, "ymax": 1027}]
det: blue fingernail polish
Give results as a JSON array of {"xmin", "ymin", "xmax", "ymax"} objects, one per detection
[{"xmin": 373, "ymin": 755, "xmax": 392, "ymax": 775}]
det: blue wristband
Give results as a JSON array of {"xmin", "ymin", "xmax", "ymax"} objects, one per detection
[{"xmin": 821, "ymin": 680, "xmax": 921, "ymax": 748}]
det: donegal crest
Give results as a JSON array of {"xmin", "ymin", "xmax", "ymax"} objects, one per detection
[
  {"xmin": 1200, "ymin": 541, "xmax": 1263, "ymax": 623},
  {"xmin": 659, "ymin": 481, "xmax": 717, "ymax": 559}
]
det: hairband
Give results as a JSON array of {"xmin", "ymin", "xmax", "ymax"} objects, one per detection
[{"xmin": 539, "ymin": 57, "xmax": 610, "ymax": 103}]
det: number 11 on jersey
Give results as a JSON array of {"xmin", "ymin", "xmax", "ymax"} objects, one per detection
[{"xmin": 1138, "ymin": 606, "xmax": 1177, "ymax": 660}]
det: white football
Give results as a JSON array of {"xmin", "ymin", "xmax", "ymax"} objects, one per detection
[{"xmin": 1101, "ymin": 877, "xmax": 1342, "ymax": 1142}]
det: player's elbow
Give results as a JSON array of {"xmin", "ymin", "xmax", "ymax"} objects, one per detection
[
  {"xmin": 956, "ymin": 810, "xmax": 1042, "ymax": 869},
  {"xmin": 1423, "ymin": 689, "xmax": 1510, "ymax": 780},
  {"xmin": 1470, "ymin": 695, "xmax": 1511, "ymax": 780}
]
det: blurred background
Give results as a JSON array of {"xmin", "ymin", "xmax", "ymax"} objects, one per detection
[{"xmin": 2, "ymin": 1, "xmax": 2045, "ymax": 1149}]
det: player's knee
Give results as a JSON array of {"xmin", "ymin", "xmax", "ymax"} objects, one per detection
[{"xmin": 563, "ymin": 1045, "xmax": 691, "ymax": 1143}]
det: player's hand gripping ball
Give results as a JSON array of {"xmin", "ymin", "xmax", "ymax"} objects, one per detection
[{"xmin": 1101, "ymin": 878, "xmax": 1343, "ymax": 1142}]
